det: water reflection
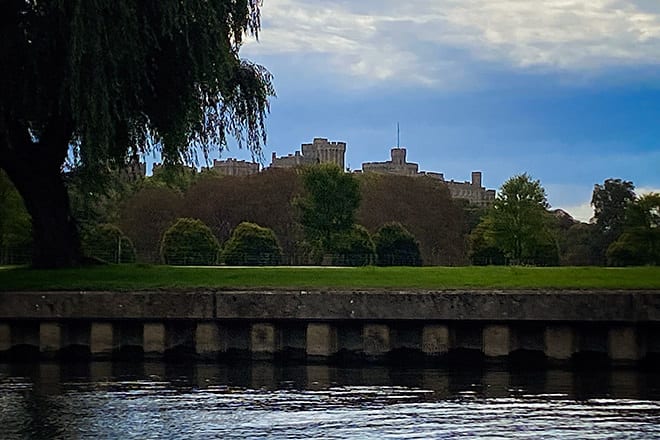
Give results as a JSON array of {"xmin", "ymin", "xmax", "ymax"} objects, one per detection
[{"xmin": 1, "ymin": 362, "xmax": 659, "ymax": 439}]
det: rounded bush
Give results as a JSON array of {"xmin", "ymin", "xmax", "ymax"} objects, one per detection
[
  {"xmin": 374, "ymin": 222, "xmax": 422, "ymax": 266},
  {"xmin": 222, "ymin": 222, "xmax": 282, "ymax": 266},
  {"xmin": 82, "ymin": 224, "xmax": 136, "ymax": 263},
  {"xmin": 160, "ymin": 218, "xmax": 219, "ymax": 265},
  {"xmin": 331, "ymin": 225, "xmax": 375, "ymax": 266}
]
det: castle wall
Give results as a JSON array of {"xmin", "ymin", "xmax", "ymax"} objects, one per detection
[
  {"xmin": 272, "ymin": 138, "xmax": 346, "ymax": 169},
  {"xmin": 362, "ymin": 148, "xmax": 419, "ymax": 176},
  {"xmin": 212, "ymin": 158, "xmax": 260, "ymax": 176}
]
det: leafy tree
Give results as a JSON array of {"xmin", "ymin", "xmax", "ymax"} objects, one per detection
[
  {"xmin": 559, "ymin": 222, "xmax": 599, "ymax": 266},
  {"xmin": 373, "ymin": 222, "xmax": 422, "ymax": 266},
  {"xmin": 607, "ymin": 193, "xmax": 660, "ymax": 266},
  {"xmin": 477, "ymin": 173, "xmax": 557, "ymax": 265},
  {"xmin": 149, "ymin": 164, "xmax": 198, "ymax": 192},
  {"xmin": 0, "ymin": 170, "xmax": 32, "ymax": 264},
  {"xmin": 331, "ymin": 225, "xmax": 376, "ymax": 266},
  {"xmin": 591, "ymin": 179, "xmax": 636, "ymax": 262},
  {"xmin": 297, "ymin": 164, "xmax": 361, "ymax": 256},
  {"xmin": 0, "ymin": 1, "xmax": 273, "ymax": 268},
  {"xmin": 67, "ymin": 166, "xmax": 140, "ymax": 241},
  {"xmin": 160, "ymin": 218, "xmax": 219, "ymax": 266},
  {"xmin": 222, "ymin": 222, "xmax": 282, "ymax": 266},
  {"xmin": 82, "ymin": 224, "xmax": 136, "ymax": 263},
  {"xmin": 469, "ymin": 218, "xmax": 506, "ymax": 265}
]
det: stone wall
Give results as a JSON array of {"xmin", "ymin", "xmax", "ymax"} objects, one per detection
[
  {"xmin": 1, "ymin": 290, "xmax": 658, "ymax": 364},
  {"xmin": 212, "ymin": 158, "xmax": 260, "ymax": 176}
]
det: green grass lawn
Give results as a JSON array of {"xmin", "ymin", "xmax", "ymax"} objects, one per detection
[{"xmin": 0, "ymin": 265, "xmax": 658, "ymax": 291}]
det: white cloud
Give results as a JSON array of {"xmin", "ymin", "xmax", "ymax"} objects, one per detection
[
  {"xmin": 558, "ymin": 202, "xmax": 594, "ymax": 223},
  {"xmin": 553, "ymin": 186, "xmax": 660, "ymax": 223},
  {"xmin": 243, "ymin": 0, "xmax": 660, "ymax": 87},
  {"xmin": 637, "ymin": 186, "xmax": 660, "ymax": 196}
]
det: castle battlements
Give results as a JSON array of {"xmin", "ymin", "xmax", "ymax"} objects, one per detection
[
  {"xmin": 360, "ymin": 147, "xmax": 495, "ymax": 207},
  {"xmin": 271, "ymin": 137, "xmax": 346, "ymax": 169},
  {"xmin": 204, "ymin": 136, "xmax": 500, "ymax": 207}
]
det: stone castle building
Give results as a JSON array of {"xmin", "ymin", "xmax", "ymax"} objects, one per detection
[
  {"xmin": 271, "ymin": 137, "xmax": 346, "ymax": 170},
  {"xmin": 205, "ymin": 138, "xmax": 495, "ymax": 207},
  {"xmin": 211, "ymin": 158, "xmax": 259, "ymax": 176},
  {"xmin": 362, "ymin": 147, "xmax": 418, "ymax": 176},
  {"xmin": 361, "ymin": 147, "xmax": 495, "ymax": 207}
]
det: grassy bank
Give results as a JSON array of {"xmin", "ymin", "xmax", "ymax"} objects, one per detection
[{"xmin": 0, "ymin": 265, "xmax": 658, "ymax": 291}]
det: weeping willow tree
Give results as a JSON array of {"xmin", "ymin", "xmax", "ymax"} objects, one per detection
[{"xmin": 0, "ymin": 0, "xmax": 274, "ymax": 268}]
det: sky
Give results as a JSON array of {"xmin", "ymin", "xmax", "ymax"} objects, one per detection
[{"xmin": 213, "ymin": 0, "xmax": 660, "ymax": 222}]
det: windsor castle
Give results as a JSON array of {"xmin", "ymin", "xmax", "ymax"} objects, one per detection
[{"xmin": 210, "ymin": 137, "xmax": 496, "ymax": 207}]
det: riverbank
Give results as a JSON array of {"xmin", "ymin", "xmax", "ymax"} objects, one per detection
[
  {"xmin": 1, "ymin": 265, "xmax": 659, "ymax": 291},
  {"xmin": 1, "ymin": 289, "xmax": 658, "ymax": 364}
]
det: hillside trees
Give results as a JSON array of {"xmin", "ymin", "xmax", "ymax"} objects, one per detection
[
  {"xmin": 0, "ymin": 0, "xmax": 273, "ymax": 267},
  {"xmin": 182, "ymin": 168, "xmax": 302, "ymax": 261},
  {"xmin": 358, "ymin": 174, "xmax": 466, "ymax": 265},
  {"xmin": 120, "ymin": 187, "xmax": 183, "ymax": 262}
]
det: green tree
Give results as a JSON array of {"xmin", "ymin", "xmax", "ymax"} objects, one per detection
[
  {"xmin": 469, "ymin": 218, "xmax": 506, "ymax": 265},
  {"xmin": 607, "ymin": 193, "xmax": 660, "ymax": 266},
  {"xmin": 373, "ymin": 222, "xmax": 422, "ymax": 266},
  {"xmin": 222, "ymin": 222, "xmax": 282, "ymax": 266},
  {"xmin": 297, "ymin": 164, "xmax": 361, "ymax": 256},
  {"xmin": 0, "ymin": 170, "xmax": 32, "ymax": 264},
  {"xmin": 560, "ymin": 222, "xmax": 599, "ymax": 266},
  {"xmin": 478, "ymin": 173, "xmax": 556, "ymax": 265},
  {"xmin": 149, "ymin": 164, "xmax": 198, "ymax": 192},
  {"xmin": 331, "ymin": 225, "xmax": 376, "ymax": 266},
  {"xmin": 160, "ymin": 218, "xmax": 219, "ymax": 266},
  {"xmin": 591, "ymin": 179, "xmax": 636, "ymax": 262},
  {"xmin": 82, "ymin": 224, "xmax": 136, "ymax": 263},
  {"xmin": 0, "ymin": 1, "xmax": 273, "ymax": 268}
]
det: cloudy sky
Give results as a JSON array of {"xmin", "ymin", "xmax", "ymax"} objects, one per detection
[{"xmin": 223, "ymin": 0, "xmax": 660, "ymax": 221}]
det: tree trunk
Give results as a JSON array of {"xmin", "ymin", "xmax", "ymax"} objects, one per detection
[
  {"xmin": 7, "ymin": 161, "xmax": 82, "ymax": 268},
  {"xmin": 0, "ymin": 115, "xmax": 82, "ymax": 268}
]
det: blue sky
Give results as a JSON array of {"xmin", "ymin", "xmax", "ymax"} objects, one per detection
[{"xmin": 210, "ymin": 0, "xmax": 660, "ymax": 221}]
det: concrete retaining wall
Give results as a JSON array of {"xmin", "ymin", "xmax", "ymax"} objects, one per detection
[{"xmin": 0, "ymin": 290, "xmax": 658, "ymax": 364}]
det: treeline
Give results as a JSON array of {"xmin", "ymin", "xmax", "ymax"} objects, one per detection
[
  {"xmin": 117, "ymin": 166, "xmax": 458, "ymax": 265},
  {"xmin": 0, "ymin": 166, "xmax": 657, "ymax": 266},
  {"xmin": 469, "ymin": 175, "xmax": 659, "ymax": 266}
]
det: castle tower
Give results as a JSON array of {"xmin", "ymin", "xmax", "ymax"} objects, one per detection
[
  {"xmin": 471, "ymin": 171, "xmax": 482, "ymax": 187},
  {"xmin": 391, "ymin": 148, "xmax": 406, "ymax": 165}
]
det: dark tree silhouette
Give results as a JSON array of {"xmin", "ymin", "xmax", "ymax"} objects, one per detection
[
  {"xmin": 0, "ymin": 1, "xmax": 273, "ymax": 267},
  {"xmin": 591, "ymin": 178, "xmax": 636, "ymax": 262}
]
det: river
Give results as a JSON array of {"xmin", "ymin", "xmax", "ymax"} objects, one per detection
[{"xmin": 1, "ymin": 362, "xmax": 659, "ymax": 439}]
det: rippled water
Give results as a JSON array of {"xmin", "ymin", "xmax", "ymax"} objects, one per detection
[{"xmin": 1, "ymin": 362, "xmax": 659, "ymax": 439}]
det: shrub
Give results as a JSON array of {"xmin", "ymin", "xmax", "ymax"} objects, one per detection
[
  {"xmin": 607, "ymin": 228, "xmax": 659, "ymax": 266},
  {"xmin": 82, "ymin": 224, "xmax": 136, "ymax": 263},
  {"xmin": 160, "ymin": 218, "xmax": 219, "ymax": 265},
  {"xmin": 331, "ymin": 225, "xmax": 375, "ymax": 266},
  {"xmin": 374, "ymin": 222, "xmax": 422, "ymax": 266},
  {"xmin": 222, "ymin": 222, "xmax": 282, "ymax": 265}
]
